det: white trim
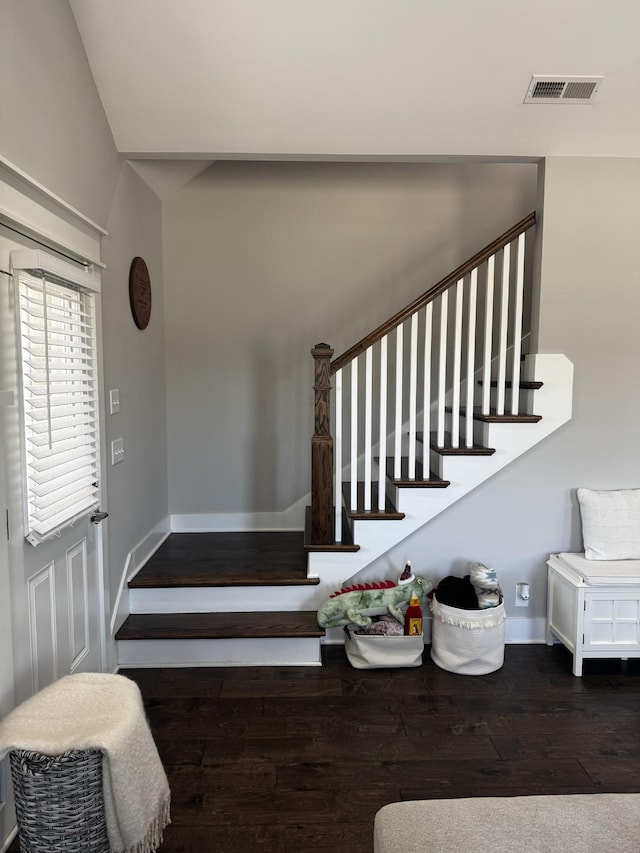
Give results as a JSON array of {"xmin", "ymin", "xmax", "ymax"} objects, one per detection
[
  {"xmin": 66, "ymin": 539, "xmax": 90, "ymax": 672},
  {"xmin": 117, "ymin": 637, "xmax": 322, "ymax": 668},
  {"xmin": 109, "ymin": 518, "xmax": 171, "ymax": 634},
  {"xmin": 129, "ymin": 584, "xmax": 321, "ymax": 614},
  {"xmin": 27, "ymin": 563, "xmax": 57, "ymax": 694},
  {"xmin": 0, "ymin": 161, "xmax": 104, "ymax": 268},
  {"xmin": 505, "ymin": 616, "xmax": 547, "ymax": 644},
  {"xmin": 0, "ymin": 827, "xmax": 18, "ymax": 853},
  {"xmin": 11, "ymin": 249, "xmax": 101, "ymax": 292},
  {"xmin": 0, "ymin": 156, "xmax": 107, "ymax": 235},
  {"xmin": 170, "ymin": 507, "xmax": 305, "ymax": 532}
]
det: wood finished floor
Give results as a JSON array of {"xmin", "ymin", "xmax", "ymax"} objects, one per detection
[
  {"xmin": 129, "ymin": 531, "xmax": 317, "ymax": 588},
  {"xmin": 9, "ymin": 644, "xmax": 640, "ymax": 853}
]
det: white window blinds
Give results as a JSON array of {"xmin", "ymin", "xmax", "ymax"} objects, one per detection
[{"xmin": 16, "ymin": 270, "xmax": 100, "ymax": 543}]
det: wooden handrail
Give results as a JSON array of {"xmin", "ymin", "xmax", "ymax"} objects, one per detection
[{"xmin": 331, "ymin": 211, "xmax": 535, "ymax": 375}]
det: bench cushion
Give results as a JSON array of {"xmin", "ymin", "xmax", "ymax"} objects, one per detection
[
  {"xmin": 557, "ymin": 552, "xmax": 640, "ymax": 584},
  {"xmin": 374, "ymin": 795, "xmax": 640, "ymax": 853}
]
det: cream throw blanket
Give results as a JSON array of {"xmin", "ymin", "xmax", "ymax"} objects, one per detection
[{"xmin": 0, "ymin": 673, "xmax": 170, "ymax": 853}]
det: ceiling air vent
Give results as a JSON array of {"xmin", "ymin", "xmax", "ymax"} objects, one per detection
[{"xmin": 524, "ymin": 76, "xmax": 604, "ymax": 104}]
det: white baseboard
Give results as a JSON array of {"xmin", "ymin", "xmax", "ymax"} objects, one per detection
[
  {"xmin": 505, "ymin": 616, "xmax": 547, "ymax": 644},
  {"xmin": 170, "ymin": 501, "xmax": 306, "ymax": 532},
  {"xmin": 0, "ymin": 827, "xmax": 17, "ymax": 853},
  {"xmin": 109, "ymin": 516, "xmax": 171, "ymax": 635}
]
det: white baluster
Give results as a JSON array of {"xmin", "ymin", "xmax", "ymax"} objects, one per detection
[
  {"xmin": 451, "ymin": 278, "xmax": 464, "ymax": 448},
  {"xmin": 394, "ymin": 324, "xmax": 404, "ymax": 479},
  {"xmin": 510, "ymin": 233, "xmax": 526, "ymax": 415},
  {"xmin": 408, "ymin": 313, "xmax": 418, "ymax": 479},
  {"xmin": 364, "ymin": 346, "xmax": 373, "ymax": 511},
  {"xmin": 482, "ymin": 255, "xmax": 495, "ymax": 416},
  {"xmin": 437, "ymin": 291, "xmax": 448, "ymax": 447},
  {"xmin": 496, "ymin": 244, "xmax": 510, "ymax": 416},
  {"xmin": 422, "ymin": 302, "xmax": 433, "ymax": 474},
  {"xmin": 378, "ymin": 335, "xmax": 388, "ymax": 511},
  {"xmin": 350, "ymin": 357, "xmax": 358, "ymax": 510},
  {"xmin": 334, "ymin": 368, "xmax": 343, "ymax": 543},
  {"xmin": 465, "ymin": 267, "xmax": 478, "ymax": 448}
]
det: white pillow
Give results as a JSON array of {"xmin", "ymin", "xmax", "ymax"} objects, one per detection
[{"xmin": 577, "ymin": 488, "xmax": 640, "ymax": 560}]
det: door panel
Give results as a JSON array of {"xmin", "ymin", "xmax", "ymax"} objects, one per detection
[
  {"xmin": 0, "ymin": 231, "xmax": 106, "ymax": 702},
  {"xmin": 0, "ymin": 171, "xmax": 107, "ymax": 851}
]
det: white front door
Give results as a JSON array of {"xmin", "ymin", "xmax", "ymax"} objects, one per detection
[
  {"xmin": 0, "ymin": 230, "xmax": 107, "ymax": 710},
  {"xmin": 0, "ymin": 377, "xmax": 16, "ymax": 849}
]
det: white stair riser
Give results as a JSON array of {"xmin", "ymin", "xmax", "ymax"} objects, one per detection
[
  {"xmin": 117, "ymin": 636, "xmax": 322, "ymax": 667},
  {"xmin": 129, "ymin": 577, "xmax": 346, "ymax": 614}
]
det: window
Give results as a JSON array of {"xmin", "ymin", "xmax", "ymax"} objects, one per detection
[{"xmin": 15, "ymin": 264, "xmax": 100, "ymax": 544}]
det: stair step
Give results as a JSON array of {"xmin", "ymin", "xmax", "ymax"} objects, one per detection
[
  {"xmin": 478, "ymin": 379, "xmax": 543, "ymax": 390},
  {"xmin": 446, "ymin": 406, "xmax": 542, "ymax": 424},
  {"xmin": 116, "ymin": 611, "xmax": 324, "ymax": 641},
  {"xmin": 129, "ymin": 531, "xmax": 319, "ymax": 588},
  {"xmin": 342, "ymin": 482, "xmax": 404, "ymax": 520},
  {"xmin": 417, "ymin": 431, "xmax": 495, "ymax": 455},
  {"xmin": 304, "ymin": 507, "xmax": 360, "ymax": 552},
  {"xmin": 382, "ymin": 457, "xmax": 450, "ymax": 488}
]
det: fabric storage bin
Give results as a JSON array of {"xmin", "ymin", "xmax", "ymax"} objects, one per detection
[
  {"xmin": 430, "ymin": 598, "xmax": 506, "ymax": 675},
  {"xmin": 344, "ymin": 627, "xmax": 424, "ymax": 669}
]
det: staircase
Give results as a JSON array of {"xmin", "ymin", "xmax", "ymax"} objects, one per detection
[
  {"xmin": 116, "ymin": 532, "xmax": 325, "ymax": 666},
  {"xmin": 115, "ymin": 212, "xmax": 574, "ymax": 667}
]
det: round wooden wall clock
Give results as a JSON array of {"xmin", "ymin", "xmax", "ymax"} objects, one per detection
[{"xmin": 129, "ymin": 256, "xmax": 152, "ymax": 330}]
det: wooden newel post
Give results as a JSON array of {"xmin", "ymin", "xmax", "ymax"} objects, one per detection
[{"xmin": 310, "ymin": 343, "xmax": 335, "ymax": 545}]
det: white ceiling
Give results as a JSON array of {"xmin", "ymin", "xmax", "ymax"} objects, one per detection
[{"xmin": 69, "ymin": 0, "xmax": 640, "ymax": 195}]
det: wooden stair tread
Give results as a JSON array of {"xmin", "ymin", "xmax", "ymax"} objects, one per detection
[
  {"xmin": 342, "ymin": 482, "xmax": 404, "ymax": 520},
  {"xmin": 417, "ymin": 431, "xmax": 495, "ymax": 455},
  {"xmin": 130, "ymin": 531, "xmax": 319, "ymax": 589},
  {"xmin": 304, "ymin": 507, "xmax": 360, "ymax": 552},
  {"xmin": 116, "ymin": 611, "xmax": 325, "ymax": 641},
  {"xmin": 381, "ymin": 457, "xmax": 450, "ymax": 488},
  {"xmin": 446, "ymin": 406, "xmax": 542, "ymax": 424},
  {"xmin": 478, "ymin": 379, "xmax": 543, "ymax": 390}
]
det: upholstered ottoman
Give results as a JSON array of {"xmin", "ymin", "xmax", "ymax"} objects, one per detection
[{"xmin": 374, "ymin": 795, "xmax": 640, "ymax": 853}]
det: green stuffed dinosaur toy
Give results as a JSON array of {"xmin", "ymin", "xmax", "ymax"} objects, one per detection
[{"xmin": 317, "ymin": 563, "xmax": 434, "ymax": 629}]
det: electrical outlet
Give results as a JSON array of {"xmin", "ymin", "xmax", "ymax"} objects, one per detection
[{"xmin": 515, "ymin": 582, "xmax": 530, "ymax": 607}]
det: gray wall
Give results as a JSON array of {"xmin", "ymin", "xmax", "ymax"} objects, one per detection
[
  {"xmin": 101, "ymin": 163, "xmax": 168, "ymax": 612},
  {"xmin": 163, "ymin": 161, "xmax": 537, "ymax": 514},
  {"xmin": 375, "ymin": 157, "xmax": 640, "ymax": 623},
  {"xmin": 0, "ymin": 0, "xmax": 121, "ymax": 226},
  {"xmin": 0, "ymin": 0, "xmax": 169, "ymax": 636}
]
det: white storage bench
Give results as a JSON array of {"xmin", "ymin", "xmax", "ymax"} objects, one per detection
[{"xmin": 546, "ymin": 552, "xmax": 640, "ymax": 676}]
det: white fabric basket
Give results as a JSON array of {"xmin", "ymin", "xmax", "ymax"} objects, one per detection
[
  {"xmin": 344, "ymin": 628, "xmax": 424, "ymax": 669},
  {"xmin": 430, "ymin": 598, "xmax": 506, "ymax": 675}
]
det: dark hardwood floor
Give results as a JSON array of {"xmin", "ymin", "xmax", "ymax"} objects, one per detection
[
  {"xmin": 129, "ymin": 531, "xmax": 316, "ymax": 588},
  {"xmin": 9, "ymin": 644, "xmax": 640, "ymax": 852}
]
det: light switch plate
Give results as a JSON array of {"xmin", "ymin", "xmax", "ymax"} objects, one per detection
[
  {"xmin": 111, "ymin": 438, "xmax": 124, "ymax": 465},
  {"xmin": 109, "ymin": 389, "xmax": 120, "ymax": 414}
]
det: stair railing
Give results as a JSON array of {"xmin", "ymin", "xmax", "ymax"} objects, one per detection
[{"xmin": 310, "ymin": 212, "xmax": 536, "ymax": 546}]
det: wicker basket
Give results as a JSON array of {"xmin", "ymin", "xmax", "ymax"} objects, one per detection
[{"xmin": 9, "ymin": 749, "xmax": 109, "ymax": 853}]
